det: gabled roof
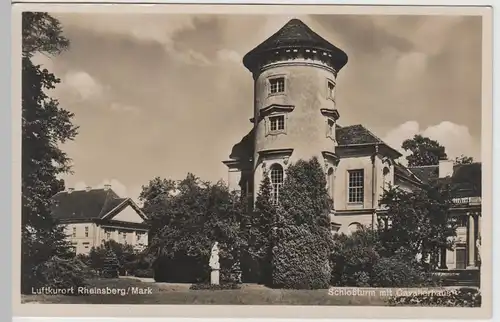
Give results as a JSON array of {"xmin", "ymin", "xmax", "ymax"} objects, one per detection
[
  {"xmin": 243, "ymin": 18, "xmax": 348, "ymax": 72},
  {"xmin": 51, "ymin": 188, "xmax": 145, "ymax": 222}
]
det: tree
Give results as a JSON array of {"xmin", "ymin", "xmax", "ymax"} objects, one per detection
[
  {"xmin": 21, "ymin": 12, "xmax": 78, "ymax": 293},
  {"xmin": 242, "ymin": 169, "xmax": 275, "ymax": 284},
  {"xmin": 144, "ymin": 174, "xmax": 243, "ymax": 283},
  {"xmin": 102, "ymin": 250, "xmax": 120, "ymax": 278},
  {"xmin": 378, "ymin": 180, "xmax": 457, "ymax": 268},
  {"xmin": 454, "ymin": 154, "xmax": 474, "ymax": 165},
  {"xmin": 402, "ymin": 135, "xmax": 447, "ymax": 166},
  {"xmin": 139, "ymin": 177, "xmax": 177, "ymax": 239},
  {"xmin": 272, "ymin": 158, "xmax": 334, "ymax": 289}
]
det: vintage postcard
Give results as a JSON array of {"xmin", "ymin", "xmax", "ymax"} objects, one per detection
[{"xmin": 12, "ymin": 3, "xmax": 493, "ymax": 319}]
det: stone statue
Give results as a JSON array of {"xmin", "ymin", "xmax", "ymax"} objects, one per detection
[
  {"xmin": 209, "ymin": 242, "xmax": 220, "ymax": 285},
  {"xmin": 476, "ymin": 235, "xmax": 481, "ymax": 266},
  {"xmin": 209, "ymin": 242, "xmax": 220, "ymax": 270}
]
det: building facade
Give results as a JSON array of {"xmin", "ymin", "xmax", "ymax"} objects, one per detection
[
  {"xmin": 51, "ymin": 185, "xmax": 149, "ymax": 255},
  {"xmin": 222, "ymin": 19, "xmax": 481, "ymax": 271}
]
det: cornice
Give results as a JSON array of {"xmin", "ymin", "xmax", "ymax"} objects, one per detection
[
  {"xmin": 250, "ymin": 104, "xmax": 295, "ymax": 123},
  {"xmin": 320, "ymin": 108, "xmax": 340, "ymax": 121},
  {"xmin": 249, "ymin": 48, "xmax": 340, "ymax": 77},
  {"xmin": 257, "ymin": 148, "xmax": 294, "ymax": 158},
  {"xmin": 334, "ymin": 208, "xmax": 376, "ymax": 216}
]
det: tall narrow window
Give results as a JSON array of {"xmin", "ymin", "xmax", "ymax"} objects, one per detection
[
  {"xmin": 269, "ymin": 115, "xmax": 285, "ymax": 132},
  {"xmin": 269, "ymin": 77, "xmax": 285, "ymax": 94},
  {"xmin": 327, "ymin": 167, "xmax": 334, "ymax": 199},
  {"xmin": 270, "ymin": 164, "xmax": 284, "ymax": 204},
  {"xmin": 327, "ymin": 119, "xmax": 335, "ymax": 139},
  {"xmin": 84, "ymin": 226, "xmax": 89, "ymax": 237},
  {"xmin": 348, "ymin": 169, "xmax": 364, "ymax": 203},
  {"xmin": 72, "ymin": 227, "xmax": 76, "ymax": 238},
  {"xmin": 327, "ymin": 80, "xmax": 335, "ymax": 101}
]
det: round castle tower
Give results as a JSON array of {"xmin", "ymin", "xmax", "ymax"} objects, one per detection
[{"xmin": 242, "ymin": 19, "xmax": 348, "ymax": 202}]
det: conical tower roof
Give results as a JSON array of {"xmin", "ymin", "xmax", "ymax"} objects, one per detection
[{"xmin": 243, "ymin": 19, "xmax": 348, "ymax": 73}]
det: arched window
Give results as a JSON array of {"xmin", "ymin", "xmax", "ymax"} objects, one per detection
[
  {"xmin": 270, "ymin": 163, "xmax": 284, "ymax": 204},
  {"xmin": 327, "ymin": 167, "xmax": 334, "ymax": 199},
  {"xmin": 347, "ymin": 222, "xmax": 362, "ymax": 235}
]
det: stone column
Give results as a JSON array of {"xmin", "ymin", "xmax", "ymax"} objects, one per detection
[
  {"xmin": 439, "ymin": 246, "xmax": 447, "ymax": 269},
  {"xmin": 467, "ymin": 213, "xmax": 476, "ymax": 268}
]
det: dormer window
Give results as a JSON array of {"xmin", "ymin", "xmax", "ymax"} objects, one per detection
[{"xmin": 269, "ymin": 77, "xmax": 285, "ymax": 94}]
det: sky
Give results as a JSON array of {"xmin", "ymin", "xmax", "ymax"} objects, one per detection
[{"xmin": 32, "ymin": 13, "xmax": 483, "ymax": 203}]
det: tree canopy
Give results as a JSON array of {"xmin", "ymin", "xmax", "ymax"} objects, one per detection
[
  {"xmin": 454, "ymin": 154, "xmax": 474, "ymax": 165},
  {"xmin": 401, "ymin": 134, "xmax": 447, "ymax": 167},
  {"xmin": 21, "ymin": 12, "xmax": 78, "ymax": 293},
  {"xmin": 378, "ymin": 179, "xmax": 457, "ymax": 267},
  {"xmin": 141, "ymin": 174, "xmax": 243, "ymax": 283}
]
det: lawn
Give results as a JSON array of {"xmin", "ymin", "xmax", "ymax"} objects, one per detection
[{"xmin": 21, "ymin": 277, "xmax": 389, "ymax": 305}]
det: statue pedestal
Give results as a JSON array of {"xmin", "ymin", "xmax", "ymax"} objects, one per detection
[{"xmin": 210, "ymin": 269, "xmax": 220, "ymax": 285}]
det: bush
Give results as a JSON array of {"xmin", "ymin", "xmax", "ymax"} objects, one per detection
[
  {"xmin": 33, "ymin": 256, "xmax": 94, "ymax": 294},
  {"xmin": 273, "ymin": 225, "xmax": 332, "ymax": 289},
  {"xmin": 371, "ymin": 256, "xmax": 435, "ymax": 287},
  {"xmin": 189, "ymin": 283, "xmax": 241, "ymax": 290},
  {"xmin": 387, "ymin": 287, "xmax": 481, "ymax": 307},
  {"xmin": 330, "ymin": 228, "xmax": 381, "ymax": 287}
]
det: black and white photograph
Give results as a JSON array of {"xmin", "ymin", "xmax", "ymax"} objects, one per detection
[{"xmin": 14, "ymin": 3, "xmax": 493, "ymax": 319}]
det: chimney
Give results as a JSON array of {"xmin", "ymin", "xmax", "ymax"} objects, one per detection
[
  {"xmin": 67, "ymin": 188, "xmax": 75, "ymax": 193},
  {"xmin": 85, "ymin": 186, "xmax": 92, "ymax": 192},
  {"xmin": 104, "ymin": 184, "xmax": 111, "ymax": 191},
  {"xmin": 438, "ymin": 159, "xmax": 454, "ymax": 178}
]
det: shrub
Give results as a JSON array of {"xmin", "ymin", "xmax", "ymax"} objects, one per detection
[
  {"xmin": 371, "ymin": 256, "xmax": 434, "ymax": 287},
  {"xmin": 87, "ymin": 240, "xmax": 141, "ymax": 276},
  {"xmin": 189, "ymin": 283, "xmax": 241, "ymax": 290},
  {"xmin": 33, "ymin": 256, "xmax": 94, "ymax": 294},
  {"xmin": 330, "ymin": 228, "xmax": 381, "ymax": 287},
  {"xmin": 387, "ymin": 287, "xmax": 481, "ymax": 307},
  {"xmin": 273, "ymin": 225, "xmax": 332, "ymax": 289}
]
